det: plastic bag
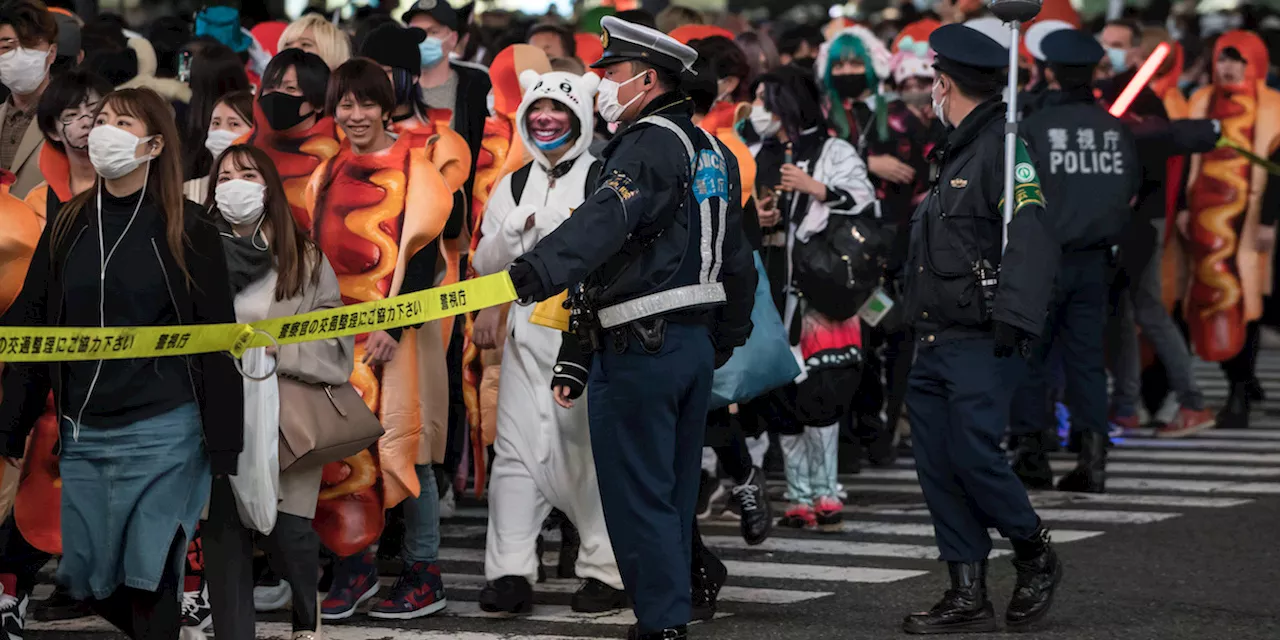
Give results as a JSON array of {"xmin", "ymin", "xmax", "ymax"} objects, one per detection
[
  {"xmin": 710, "ymin": 253, "xmax": 801, "ymax": 409},
  {"xmin": 229, "ymin": 347, "xmax": 280, "ymax": 534}
]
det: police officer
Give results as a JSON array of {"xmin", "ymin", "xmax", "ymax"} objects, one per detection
[
  {"xmin": 1008, "ymin": 29, "xmax": 1142, "ymax": 494},
  {"xmin": 902, "ymin": 24, "xmax": 1063, "ymax": 634},
  {"xmin": 507, "ymin": 16, "xmax": 756, "ymax": 640}
]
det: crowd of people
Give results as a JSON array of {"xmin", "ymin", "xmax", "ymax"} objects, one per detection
[{"xmin": 0, "ymin": 0, "xmax": 1277, "ymax": 639}]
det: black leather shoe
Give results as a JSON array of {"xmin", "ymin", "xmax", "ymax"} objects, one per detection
[
  {"xmin": 902, "ymin": 561, "xmax": 997, "ymax": 634},
  {"xmin": 1056, "ymin": 430, "xmax": 1107, "ymax": 493},
  {"xmin": 731, "ymin": 467, "xmax": 773, "ymax": 545},
  {"xmin": 627, "ymin": 624, "xmax": 688, "ymax": 640},
  {"xmin": 1006, "ymin": 525, "xmax": 1063, "ymax": 628},
  {"xmin": 571, "ymin": 578, "xmax": 627, "ymax": 613},
  {"xmin": 1218, "ymin": 382, "xmax": 1252, "ymax": 429},
  {"xmin": 1010, "ymin": 431, "xmax": 1055, "ymax": 490},
  {"xmin": 691, "ymin": 547, "xmax": 728, "ymax": 622},
  {"xmin": 478, "ymin": 575, "xmax": 534, "ymax": 614},
  {"xmin": 558, "ymin": 519, "xmax": 581, "ymax": 579}
]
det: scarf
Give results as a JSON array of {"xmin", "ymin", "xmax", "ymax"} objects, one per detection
[{"xmin": 218, "ymin": 220, "xmax": 273, "ymax": 295}]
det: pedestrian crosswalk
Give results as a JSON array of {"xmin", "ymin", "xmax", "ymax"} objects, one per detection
[{"xmin": 25, "ymin": 349, "xmax": 1280, "ymax": 638}]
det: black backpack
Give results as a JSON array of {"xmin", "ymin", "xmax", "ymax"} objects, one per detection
[
  {"xmin": 792, "ymin": 211, "xmax": 894, "ymax": 321},
  {"xmin": 509, "ymin": 158, "xmax": 604, "ymax": 206}
]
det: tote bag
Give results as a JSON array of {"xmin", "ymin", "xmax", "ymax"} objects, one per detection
[{"xmin": 709, "ymin": 252, "xmax": 801, "ymax": 409}]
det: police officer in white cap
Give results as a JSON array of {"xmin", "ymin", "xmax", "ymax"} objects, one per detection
[{"xmin": 507, "ymin": 15, "xmax": 756, "ymax": 640}]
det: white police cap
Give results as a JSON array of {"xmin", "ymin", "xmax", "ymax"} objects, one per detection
[{"xmin": 592, "ymin": 15, "xmax": 698, "ymax": 75}]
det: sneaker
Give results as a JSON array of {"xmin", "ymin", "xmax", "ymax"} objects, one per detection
[
  {"xmin": 254, "ymin": 577, "xmax": 292, "ymax": 612},
  {"xmin": 814, "ymin": 496, "xmax": 844, "ymax": 531},
  {"xmin": 1107, "ymin": 412, "xmax": 1140, "ymax": 432},
  {"xmin": 571, "ymin": 578, "xmax": 627, "ymax": 613},
  {"xmin": 478, "ymin": 575, "xmax": 532, "ymax": 614},
  {"xmin": 0, "ymin": 574, "xmax": 29, "ymax": 640},
  {"xmin": 30, "ymin": 584, "xmax": 91, "ymax": 622},
  {"xmin": 367, "ymin": 562, "xmax": 447, "ymax": 620},
  {"xmin": 291, "ymin": 632, "xmax": 321, "ymax": 640},
  {"xmin": 1157, "ymin": 407, "xmax": 1217, "ymax": 439},
  {"xmin": 320, "ymin": 551, "xmax": 380, "ymax": 621},
  {"xmin": 777, "ymin": 504, "xmax": 817, "ymax": 529},
  {"xmin": 730, "ymin": 467, "xmax": 772, "ymax": 545},
  {"xmin": 439, "ymin": 484, "xmax": 456, "ymax": 520},
  {"xmin": 695, "ymin": 471, "xmax": 728, "ymax": 521},
  {"xmin": 179, "ymin": 577, "xmax": 212, "ymax": 631}
]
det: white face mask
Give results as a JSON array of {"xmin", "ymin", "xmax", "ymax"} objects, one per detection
[
  {"xmin": 205, "ymin": 129, "xmax": 241, "ymax": 159},
  {"xmin": 749, "ymin": 104, "xmax": 781, "ymax": 138},
  {"xmin": 215, "ymin": 179, "xmax": 268, "ymax": 226},
  {"xmin": 596, "ymin": 72, "xmax": 647, "ymax": 124},
  {"xmin": 88, "ymin": 125, "xmax": 155, "ymax": 180},
  {"xmin": 0, "ymin": 47, "xmax": 50, "ymax": 95},
  {"xmin": 931, "ymin": 78, "xmax": 950, "ymax": 129}
]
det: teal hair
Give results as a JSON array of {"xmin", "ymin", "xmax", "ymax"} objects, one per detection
[{"xmin": 823, "ymin": 33, "xmax": 887, "ymax": 142}]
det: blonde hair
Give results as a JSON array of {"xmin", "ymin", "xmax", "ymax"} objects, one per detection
[
  {"xmin": 278, "ymin": 14, "xmax": 352, "ymax": 70},
  {"xmin": 657, "ymin": 6, "xmax": 704, "ymax": 34}
]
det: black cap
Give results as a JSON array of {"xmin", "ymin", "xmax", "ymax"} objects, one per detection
[
  {"xmin": 930, "ymin": 23, "xmax": 1010, "ymax": 70},
  {"xmin": 1040, "ymin": 29, "xmax": 1104, "ymax": 67},
  {"xmin": 402, "ymin": 0, "xmax": 459, "ymax": 32},
  {"xmin": 591, "ymin": 15, "xmax": 697, "ymax": 74},
  {"xmin": 361, "ymin": 24, "xmax": 426, "ymax": 72}
]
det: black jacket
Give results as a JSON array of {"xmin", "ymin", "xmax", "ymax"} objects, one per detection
[
  {"xmin": 904, "ymin": 99, "xmax": 1060, "ymax": 343},
  {"xmin": 512, "ymin": 93, "xmax": 756, "ymax": 355},
  {"xmin": 1021, "ymin": 88, "xmax": 1142, "ymax": 252},
  {"xmin": 0, "ymin": 198, "xmax": 243, "ymax": 476}
]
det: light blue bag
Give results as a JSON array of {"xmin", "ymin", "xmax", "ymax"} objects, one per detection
[{"xmin": 709, "ymin": 252, "xmax": 800, "ymax": 410}]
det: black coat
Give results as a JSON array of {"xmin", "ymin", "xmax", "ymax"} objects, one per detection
[{"xmin": 0, "ymin": 198, "xmax": 243, "ymax": 476}]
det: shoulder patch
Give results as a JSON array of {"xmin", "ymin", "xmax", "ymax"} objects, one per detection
[
  {"xmin": 1012, "ymin": 138, "xmax": 1044, "ymax": 214},
  {"xmin": 693, "ymin": 149, "xmax": 728, "ymax": 204}
]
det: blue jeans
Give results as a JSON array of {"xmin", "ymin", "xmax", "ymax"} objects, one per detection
[{"xmin": 402, "ymin": 464, "xmax": 440, "ymax": 564}]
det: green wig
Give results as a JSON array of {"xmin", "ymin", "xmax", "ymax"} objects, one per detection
[{"xmin": 823, "ymin": 33, "xmax": 888, "ymax": 143}]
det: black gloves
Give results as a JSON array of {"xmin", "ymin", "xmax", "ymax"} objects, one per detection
[
  {"xmin": 551, "ymin": 333, "xmax": 591, "ymax": 400},
  {"xmin": 508, "ymin": 260, "xmax": 542, "ymax": 302},
  {"xmin": 993, "ymin": 320, "xmax": 1033, "ymax": 359}
]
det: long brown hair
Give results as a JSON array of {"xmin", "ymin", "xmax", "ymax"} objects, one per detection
[
  {"xmin": 50, "ymin": 88, "xmax": 190, "ymax": 282},
  {"xmin": 206, "ymin": 144, "xmax": 321, "ymax": 301}
]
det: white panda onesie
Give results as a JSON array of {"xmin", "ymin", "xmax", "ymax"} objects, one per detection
[{"xmin": 471, "ymin": 70, "xmax": 622, "ymax": 591}]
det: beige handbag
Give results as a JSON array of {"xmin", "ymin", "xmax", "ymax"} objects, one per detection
[{"xmin": 278, "ymin": 376, "xmax": 384, "ymax": 472}]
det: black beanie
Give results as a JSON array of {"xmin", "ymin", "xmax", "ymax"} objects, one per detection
[{"xmin": 360, "ymin": 23, "xmax": 426, "ymax": 73}]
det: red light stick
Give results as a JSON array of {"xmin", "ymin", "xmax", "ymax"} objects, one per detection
[{"xmin": 1109, "ymin": 42, "xmax": 1171, "ymax": 117}]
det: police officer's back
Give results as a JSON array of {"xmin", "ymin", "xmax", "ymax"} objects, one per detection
[
  {"xmin": 1009, "ymin": 29, "xmax": 1141, "ymax": 495},
  {"xmin": 901, "ymin": 24, "xmax": 1063, "ymax": 636},
  {"xmin": 507, "ymin": 16, "xmax": 755, "ymax": 640}
]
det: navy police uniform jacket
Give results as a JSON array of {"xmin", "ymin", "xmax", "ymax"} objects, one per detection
[
  {"xmin": 513, "ymin": 92, "xmax": 756, "ymax": 354},
  {"xmin": 1020, "ymin": 88, "xmax": 1142, "ymax": 252},
  {"xmin": 904, "ymin": 99, "xmax": 1061, "ymax": 342}
]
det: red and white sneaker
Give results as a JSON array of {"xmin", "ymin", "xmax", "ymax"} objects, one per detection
[
  {"xmin": 777, "ymin": 504, "xmax": 817, "ymax": 530},
  {"xmin": 814, "ymin": 496, "xmax": 844, "ymax": 532},
  {"xmin": 1156, "ymin": 407, "xmax": 1217, "ymax": 439}
]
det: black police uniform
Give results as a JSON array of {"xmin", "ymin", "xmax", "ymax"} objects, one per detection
[
  {"xmin": 901, "ymin": 24, "xmax": 1062, "ymax": 635},
  {"xmin": 508, "ymin": 16, "xmax": 756, "ymax": 640},
  {"xmin": 1008, "ymin": 29, "xmax": 1142, "ymax": 494}
]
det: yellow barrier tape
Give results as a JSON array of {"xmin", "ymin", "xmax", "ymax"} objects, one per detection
[{"xmin": 0, "ymin": 272, "xmax": 517, "ymax": 363}]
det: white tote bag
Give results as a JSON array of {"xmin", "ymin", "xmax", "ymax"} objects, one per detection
[{"xmin": 228, "ymin": 347, "xmax": 280, "ymax": 534}]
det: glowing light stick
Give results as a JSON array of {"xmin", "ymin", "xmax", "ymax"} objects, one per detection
[{"xmin": 1108, "ymin": 42, "xmax": 1171, "ymax": 118}]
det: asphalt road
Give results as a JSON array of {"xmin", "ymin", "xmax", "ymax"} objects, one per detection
[{"xmin": 27, "ymin": 352, "xmax": 1280, "ymax": 640}]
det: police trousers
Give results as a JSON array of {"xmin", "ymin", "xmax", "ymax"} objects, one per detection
[
  {"xmin": 1010, "ymin": 250, "xmax": 1110, "ymax": 437},
  {"xmin": 907, "ymin": 337, "xmax": 1039, "ymax": 562},
  {"xmin": 588, "ymin": 321, "xmax": 714, "ymax": 633}
]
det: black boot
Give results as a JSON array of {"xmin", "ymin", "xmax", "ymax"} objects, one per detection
[
  {"xmin": 1218, "ymin": 382, "xmax": 1252, "ymax": 429},
  {"xmin": 1006, "ymin": 524, "xmax": 1063, "ymax": 628},
  {"xmin": 690, "ymin": 547, "xmax": 728, "ymax": 622},
  {"xmin": 571, "ymin": 578, "xmax": 628, "ymax": 612},
  {"xmin": 627, "ymin": 625, "xmax": 688, "ymax": 640},
  {"xmin": 1056, "ymin": 431, "xmax": 1107, "ymax": 493},
  {"xmin": 558, "ymin": 519, "xmax": 581, "ymax": 579},
  {"xmin": 1010, "ymin": 431, "xmax": 1055, "ymax": 490},
  {"xmin": 478, "ymin": 575, "xmax": 534, "ymax": 614},
  {"xmin": 730, "ymin": 466, "xmax": 773, "ymax": 546},
  {"xmin": 535, "ymin": 536, "xmax": 546, "ymax": 583},
  {"xmin": 902, "ymin": 561, "xmax": 996, "ymax": 634}
]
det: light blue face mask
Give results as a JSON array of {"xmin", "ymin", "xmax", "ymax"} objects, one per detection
[
  {"xmin": 419, "ymin": 37, "xmax": 445, "ymax": 67},
  {"xmin": 533, "ymin": 130, "xmax": 571, "ymax": 151},
  {"xmin": 1106, "ymin": 47, "xmax": 1129, "ymax": 74}
]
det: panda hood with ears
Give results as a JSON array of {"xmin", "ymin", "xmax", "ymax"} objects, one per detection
[{"xmin": 516, "ymin": 70, "xmax": 600, "ymax": 170}]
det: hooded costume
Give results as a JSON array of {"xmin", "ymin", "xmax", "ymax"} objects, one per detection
[
  {"xmin": 246, "ymin": 104, "xmax": 341, "ymax": 232},
  {"xmin": 469, "ymin": 70, "xmax": 621, "ymax": 591},
  {"xmin": 1184, "ymin": 31, "xmax": 1280, "ymax": 362},
  {"xmin": 0, "ymin": 170, "xmax": 42, "ymax": 524}
]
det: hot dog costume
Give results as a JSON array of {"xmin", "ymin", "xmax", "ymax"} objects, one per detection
[
  {"xmin": 470, "ymin": 70, "xmax": 622, "ymax": 591},
  {"xmin": 304, "ymin": 130, "xmax": 456, "ymax": 556},
  {"xmin": 1184, "ymin": 31, "xmax": 1280, "ymax": 363},
  {"xmin": 0, "ymin": 170, "xmax": 42, "ymax": 526},
  {"xmin": 248, "ymin": 104, "xmax": 342, "ymax": 231}
]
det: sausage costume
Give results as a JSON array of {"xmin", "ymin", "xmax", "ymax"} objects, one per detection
[
  {"xmin": 462, "ymin": 44, "xmax": 551, "ymax": 496},
  {"xmin": 0, "ymin": 170, "xmax": 42, "ymax": 525},
  {"xmin": 248, "ymin": 102, "xmax": 341, "ymax": 231},
  {"xmin": 303, "ymin": 129, "xmax": 456, "ymax": 555},
  {"xmin": 1184, "ymin": 31, "xmax": 1280, "ymax": 362}
]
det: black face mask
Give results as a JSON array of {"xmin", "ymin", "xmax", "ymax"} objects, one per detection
[
  {"xmin": 832, "ymin": 73, "xmax": 869, "ymax": 99},
  {"xmin": 791, "ymin": 57, "xmax": 816, "ymax": 72},
  {"xmin": 260, "ymin": 91, "xmax": 315, "ymax": 132}
]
